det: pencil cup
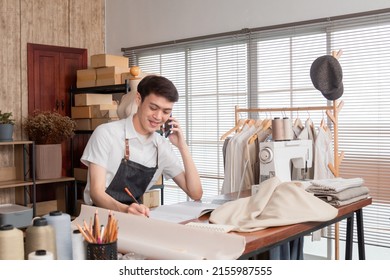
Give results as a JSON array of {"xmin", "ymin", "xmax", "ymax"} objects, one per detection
[{"xmin": 86, "ymin": 241, "xmax": 118, "ymax": 260}]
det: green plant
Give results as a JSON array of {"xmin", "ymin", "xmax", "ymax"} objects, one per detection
[
  {"xmin": 23, "ymin": 111, "xmax": 76, "ymax": 144},
  {"xmin": 0, "ymin": 110, "xmax": 16, "ymax": 125}
]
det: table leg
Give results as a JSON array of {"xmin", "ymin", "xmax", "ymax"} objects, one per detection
[
  {"xmin": 356, "ymin": 209, "xmax": 366, "ymax": 260},
  {"xmin": 345, "ymin": 214, "xmax": 354, "ymax": 260}
]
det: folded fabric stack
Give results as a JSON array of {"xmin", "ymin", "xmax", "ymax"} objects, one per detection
[{"xmin": 306, "ymin": 178, "xmax": 369, "ymax": 206}]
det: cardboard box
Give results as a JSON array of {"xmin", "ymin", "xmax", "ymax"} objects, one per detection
[
  {"xmin": 74, "ymin": 119, "xmax": 92, "ymax": 130},
  {"xmin": 96, "ymin": 66, "xmax": 129, "ymax": 86},
  {"xmin": 91, "ymin": 118, "xmax": 111, "ymax": 129},
  {"xmin": 0, "ymin": 167, "xmax": 16, "ymax": 181},
  {"xmin": 76, "ymin": 80, "xmax": 96, "ymax": 88},
  {"xmin": 77, "ymin": 68, "xmax": 96, "ymax": 80},
  {"xmin": 74, "ymin": 93, "xmax": 113, "ymax": 106},
  {"xmin": 142, "ymin": 189, "xmax": 160, "ymax": 208},
  {"xmin": 91, "ymin": 54, "xmax": 129, "ymax": 68},
  {"xmin": 71, "ymin": 104, "xmax": 118, "ymax": 119},
  {"xmin": 76, "ymin": 68, "xmax": 97, "ymax": 88},
  {"xmin": 74, "ymin": 167, "xmax": 88, "ymax": 182},
  {"xmin": 75, "ymin": 118, "xmax": 118, "ymax": 130}
]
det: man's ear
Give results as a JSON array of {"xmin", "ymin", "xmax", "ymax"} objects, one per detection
[{"xmin": 136, "ymin": 92, "xmax": 142, "ymax": 105}]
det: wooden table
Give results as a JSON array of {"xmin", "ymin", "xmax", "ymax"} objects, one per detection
[{"xmin": 196, "ymin": 190, "xmax": 372, "ymax": 260}]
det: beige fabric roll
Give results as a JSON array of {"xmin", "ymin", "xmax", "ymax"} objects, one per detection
[{"xmin": 209, "ymin": 177, "xmax": 338, "ymax": 232}]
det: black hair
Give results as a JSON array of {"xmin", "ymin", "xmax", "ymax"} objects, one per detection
[{"xmin": 137, "ymin": 75, "xmax": 179, "ymax": 103}]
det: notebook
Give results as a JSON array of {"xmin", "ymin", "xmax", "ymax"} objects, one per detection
[{"xmin": 185, "ymin": 222, "xmax": 236, "ymax": 233}]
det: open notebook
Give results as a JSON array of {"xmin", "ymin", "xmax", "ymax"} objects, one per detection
[{"xmin": 149, "ymin": 201, "xmax": 221, "ymax": 223}]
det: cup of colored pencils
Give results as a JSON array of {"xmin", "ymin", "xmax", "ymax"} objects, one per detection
[{"xmin": 76, "ymin": 210, "xmax": 118, "ymax": 260}]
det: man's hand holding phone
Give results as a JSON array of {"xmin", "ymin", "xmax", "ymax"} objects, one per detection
[{"xmin": 163, "ymin": 114, "xmax": 173, "ymax": 138}]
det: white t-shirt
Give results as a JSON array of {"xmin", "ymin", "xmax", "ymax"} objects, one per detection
[{"xmin": 81, "ymin": 115, "xmax": 183, "ymax": 205}]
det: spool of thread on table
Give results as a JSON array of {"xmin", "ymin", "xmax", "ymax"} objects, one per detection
[
  {"xmin": 0, "ymin": 224, "xmax": 24, "ymax": 260},
  {"xmin": 72, "ymin": 229, "xmax": 87, "ymax": 260},
  {"xmin": 272, "ymin": 117, "xmax": 285, "ymax": 141},
  {"xmin": 44, "ymin": 211, "xmax": 72, "ymax": 260},
  {"xmin": 25, "ymin": 217, "xmax": 57, "ymax": 260},
  {"xmin": 28, "ymin": 249, "xmax": 54, "ymax": 260},
  {"xmin": 283, "ymin": 117, "xmax": 293, "ymax": 140}
]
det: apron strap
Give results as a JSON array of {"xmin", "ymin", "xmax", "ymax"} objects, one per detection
[{"xmin": 125, "ymin": 139, "xmax": 130, "ymax": 160}]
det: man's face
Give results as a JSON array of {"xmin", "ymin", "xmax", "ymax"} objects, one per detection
[{"xmin": 134, "ymin": 92, "xmax": 173, "ymax": 135}]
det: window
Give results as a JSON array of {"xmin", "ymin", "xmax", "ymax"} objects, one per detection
[{"xmin": 123, "ymin": 10, "xmax": 390, "ymax": 249}]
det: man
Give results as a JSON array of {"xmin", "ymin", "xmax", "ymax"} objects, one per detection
[{"xmin": 81, "ymin": 75, "xmax": 203, "ymax": 217}]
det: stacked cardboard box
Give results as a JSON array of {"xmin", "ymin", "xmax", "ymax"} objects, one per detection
[
  {"xmin": 76, "ymin": 54, "xmax": 130, "ymax": 88},
  {"xmin": 72, "ymin": 93, "xmax": 119, "ymax": 130}
]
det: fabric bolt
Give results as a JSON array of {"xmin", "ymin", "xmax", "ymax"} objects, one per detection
[{"xmin": 81, "ymin": 115, "xmax": 183, "ymax": 205}]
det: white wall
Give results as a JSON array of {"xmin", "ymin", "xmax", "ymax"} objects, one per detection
[{"xmin": 106, "ymin": 0, "xmax": 390, "ymax": 55}]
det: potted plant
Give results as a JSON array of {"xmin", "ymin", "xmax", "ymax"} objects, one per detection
[
  {"xmin": 0, "ymin": 110, "xmax": 16, "ymax": 141},
  {"xmin": 23, "ymin": 111, "xmax": 76, "ymax": 179}
]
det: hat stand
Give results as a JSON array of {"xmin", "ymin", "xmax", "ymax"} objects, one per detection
[{"xmin": 326, "ymin": 49, "xmax": 345, "ymax": 260}]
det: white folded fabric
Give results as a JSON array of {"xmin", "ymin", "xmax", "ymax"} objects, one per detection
[
  {"xmin": 307, "ymin": 177, "xmax": 364, "ymax": 193},
  {"xmin": 314, "ymin": 186, "xmax": 369, "ymax": 201},
  {"xmin": 323, "ymin": 194, "xmax": 369, "ymax": 207}
]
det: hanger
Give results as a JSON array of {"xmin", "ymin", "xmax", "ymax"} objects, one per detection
[
  {"xmin": 237, "ymin": 119, "xmax": 255, "ymax": 133},
  {"xmin": 320, "ymin": 111, "xmax": 328, "ymax": 132},
  {"xmin": 294, "ymin": 117, "xmax": 304, "ymax": 130},
  {"xmin": 247, "ymin": 118, "xmax": 272, "ymax": 145},
  {"xmin": 220, "ymin": 119, "xmax": 245, "ymax": 140}
]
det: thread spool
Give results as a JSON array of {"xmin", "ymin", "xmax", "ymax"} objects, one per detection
[
  {"xmin": 283, "ymin": 117, "xmax": 293, "ymax": 140},
  {"xmin": 272, "ymin": 117, "xmax": 285, "ymax": 141},
  {"xmin": 28, "ymin": 249, "xmax": 54, "ymax": 260},
  {"xmin": 0, "ymin": 224, "xmax": 24, "ymax": 260},
  {"xmin": 72, "ymin": 229, "xmax": 87, "ymax": 260},
  {"xmin": 25, "ymin": 217, "xmax": 57, "ymax": 260},
  {"xmin": 44, "ymin": 211, "xmax": 72, "ymax": 260}
]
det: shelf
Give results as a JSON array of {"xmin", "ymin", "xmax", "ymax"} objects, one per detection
[
  {"xmin": 0, "ymin": 179, "xmax": 35, "ymax": 189},
  {"xmin": 69, "ymin": 82, "xmax": 130, "ymax": 94},
  {"xmin": 35, "ymin": 176, "xmax": 75, "ymax": 185},
  {"xmin": 0, "ymin": 140, "xmax": 33, "ymax": 146}
]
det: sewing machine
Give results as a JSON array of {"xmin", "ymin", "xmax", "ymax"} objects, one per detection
[{"xmin": 259, "ymin": 139, "xmax": 313, "ymax": 183}]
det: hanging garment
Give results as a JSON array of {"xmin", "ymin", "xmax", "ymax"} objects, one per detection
[
  {"xmin": 221, "ymin": 125, "xmax": 256, "ymax": 194},
  {"xmin": 313, "ymin": 126, "xmax": 335, "ymax": 180},
  {"xmin": 296, "ymin": 118, "xmax": 316, "ymax": 179}
]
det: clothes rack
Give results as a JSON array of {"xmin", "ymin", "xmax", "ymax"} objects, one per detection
[{"xmin": 233, "ymin": 100, "xmax": 344, "ymax": 259}]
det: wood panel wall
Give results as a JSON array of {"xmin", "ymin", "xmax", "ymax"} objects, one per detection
[{"xmin": 0, "ymin": 0, "xmax": 105, "ymax": 204}]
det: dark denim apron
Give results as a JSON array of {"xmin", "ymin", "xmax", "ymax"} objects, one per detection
[{"xmin": 105, "ymin": 138, "xmax": 158, "ymax": 204}]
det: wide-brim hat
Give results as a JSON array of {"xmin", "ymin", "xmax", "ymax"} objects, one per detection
[{"xmin": 310, "ymin": 55, "xmax": 343, "ymax": 101}]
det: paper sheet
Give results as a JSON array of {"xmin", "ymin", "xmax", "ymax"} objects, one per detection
[
  {"xmin": 72, "ymin": 205, "xmax": 246, "ymax": 260},
  {"xmin": 149, "ymin": 201, "xmax": 221, "ymax": 223}
]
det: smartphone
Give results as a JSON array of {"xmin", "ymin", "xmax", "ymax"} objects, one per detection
[{"xmin": 163, "ymin": 115, "xmax": 173, "ymax": 138}]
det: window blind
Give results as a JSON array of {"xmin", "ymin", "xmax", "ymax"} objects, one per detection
[{"xmin": 123, "ymin": 10, "xmax": 390, "ymax": 249}]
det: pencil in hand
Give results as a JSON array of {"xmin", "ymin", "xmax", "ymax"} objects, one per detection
[
  {"xmin": 124, "ymin": 186, "xmax": 149, "ymax": 217},
  {"xmin": 124, "ymin": 187, "xmax": 140, "ymax": 204}
]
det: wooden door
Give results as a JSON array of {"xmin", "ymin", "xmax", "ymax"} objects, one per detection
[{"xmin": 27, "ymin": 43, "xmax": 87, "ymax": 202}]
